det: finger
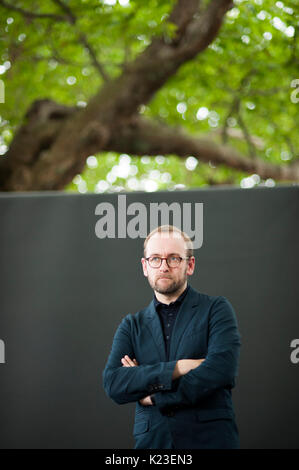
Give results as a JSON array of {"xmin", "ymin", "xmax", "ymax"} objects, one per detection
[
  {"xmin": 133, "ymin": 358, "xmax": 139, "ymax": 366},
  {"xmin": 124, "ymin": 355, "xmax": 135, "ymax": 366},
  {"xmin": 121, "ymin": 357, "xmax": 130, "ymax": 367},
  {"xmin": 121, "ymin": 357, "xmax": 134, "ymax": 367}
]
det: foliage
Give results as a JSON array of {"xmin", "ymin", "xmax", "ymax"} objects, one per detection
[{"xmin": 0, "ymin": 0, "xmax": 298, "ymax": 193}]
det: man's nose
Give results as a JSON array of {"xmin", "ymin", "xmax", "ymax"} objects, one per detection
[{"xmin": 159, "ymin": 259, "xmax": 169, "ymax": 270}]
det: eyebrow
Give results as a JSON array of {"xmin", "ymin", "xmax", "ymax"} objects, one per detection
[{"xmin": 148, "ymin": 253, "xmax": 182, "ymax": 257}]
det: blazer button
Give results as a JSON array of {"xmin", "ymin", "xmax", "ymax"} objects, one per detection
[{"xmin": 166, "ymin": 411, "xmax": 175, "ymax": 417}]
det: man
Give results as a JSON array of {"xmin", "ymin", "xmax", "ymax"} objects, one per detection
[{"xmin": 103, "ymin": 225, "xmax": 241, "ymax": 449}]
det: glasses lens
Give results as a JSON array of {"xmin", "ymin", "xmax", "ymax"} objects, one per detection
[
  {"xmin": 167, "ymin": 256, "xmax": 180, "ymax": 267},
  {"xmin": 149, "ymin": 257, "xmax": 160, "ymax": 267}
]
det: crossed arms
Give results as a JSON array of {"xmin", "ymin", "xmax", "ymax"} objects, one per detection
[
  {"xmin": 121, "ymin": 355, "xmax": 205, "ymax": 406},
  {"xmin": 102, "ymin": 297, "xmax": 241, "ymax": 412}
]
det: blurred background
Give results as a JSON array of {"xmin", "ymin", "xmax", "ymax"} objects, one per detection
[{"xmin": 0, "ymin": 0, "xmax": 298, "ymax": 192}]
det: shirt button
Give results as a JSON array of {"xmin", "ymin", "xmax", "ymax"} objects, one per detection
[
  {"xmin": 166, "ymin": 335, "xmax": 169, "ymax": 340},
  {"xmin": 167, "ymin": 323, "xmax": 170, "ymax": 327}
]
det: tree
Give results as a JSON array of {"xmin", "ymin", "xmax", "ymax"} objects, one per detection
[{"xmin": 0, "ymin": 0, "xmax": 298, "ymax": 193}]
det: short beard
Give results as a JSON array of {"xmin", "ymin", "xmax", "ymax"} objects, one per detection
[{"xmin": 149, "ymin": 272, "xmax": 187, "ymax": 296}]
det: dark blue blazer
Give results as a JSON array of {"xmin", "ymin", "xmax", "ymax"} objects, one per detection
[{"xmin": 103, "ymin": 285, "xmax": 241, "ymax": 449}]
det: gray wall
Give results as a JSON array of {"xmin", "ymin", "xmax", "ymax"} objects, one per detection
[{"xmin": 0, "ymin": 186, "xmax": 298, "ymax": 448}]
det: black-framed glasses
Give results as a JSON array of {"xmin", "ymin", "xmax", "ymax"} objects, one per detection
[{"xmin": 145, "ymin": 256, "xmax": 190, "ymax": 268}]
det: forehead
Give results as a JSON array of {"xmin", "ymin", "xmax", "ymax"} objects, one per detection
[{"xmin": 146, "ymin": 232, "xmax": 186, "ymax": 256}]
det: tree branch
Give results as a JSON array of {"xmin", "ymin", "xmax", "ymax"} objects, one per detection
[
  {"xmin": 51, "ymin": 0, "xmax": 109, "ymax": 81},
  {"xmin": 84, "ymin": 0, "xmax": 234, "ymax": 121},
  {"xmin": 215, "ymin": 128, "xmax": 265, "ymax": 150},
  {"xmin": 0, "ymin": 0, "xmax": 109, "ymax": 81},
  {"xmin": 0, "ymin": 0, "xmax": 67, "ymax": 22},
  {"xmin": 107, "ymin": 117, "xmax": 299, "ymax": 182},
  {"xmin": 222, "ymin": 96, "xmax": 239, "ymax": 144},
  {"xmin": 222, "ymin": 69, "xmax": 258, "ymax": 156},
  {"xmin": 236, "ymin": 109, "xmax": 256, "ymax": 158}
]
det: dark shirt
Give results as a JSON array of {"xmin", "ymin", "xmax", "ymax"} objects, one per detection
[{"xmin": 153, "ymin": 284, "xmax": 190, "ymax": 361}]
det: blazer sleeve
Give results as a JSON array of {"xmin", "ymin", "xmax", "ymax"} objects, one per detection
[
  {"xmin": 153, "ymin": 296, "xmax": 241, "ymax": 412},
  {"xmin": 102, "ymin": 315, "xmax": 177, "ymax": 404}
]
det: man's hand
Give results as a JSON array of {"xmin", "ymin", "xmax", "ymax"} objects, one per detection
[
  {"xmin": 120, "ymin": 355, "xmax": 153, "ymax": 406},
  {"xmin": 121, "ymin": 355, "xmax": 138, "ymax": 367},
  {"xmin": 172, "ymin": 359, "xmax": 205, "ymax": 380},
  {"xmin": 139, "ymin": 395, "xmax": 154, "ymax": 406}
]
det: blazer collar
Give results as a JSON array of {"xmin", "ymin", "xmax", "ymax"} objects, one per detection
[{"xmin": 145, "ymin": 284, "xmax": 200, "ymax": 361}]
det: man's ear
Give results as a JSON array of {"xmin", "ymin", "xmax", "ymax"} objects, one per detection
[
  {"xmin": 186, "ymin": 256, "xmax": 195, "ymax": 276},
  {"xmin": 141, "ymin": 257, "xmax": 148, "ymax": 277}
]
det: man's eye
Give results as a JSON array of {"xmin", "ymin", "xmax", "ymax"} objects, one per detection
[
  {"xmin": 170, "ymin": 256, "xmax": 179, "ymax": 261},
  {"xmin": 151, "ymin": 257, "xmax": 160, "ymax": 262}
]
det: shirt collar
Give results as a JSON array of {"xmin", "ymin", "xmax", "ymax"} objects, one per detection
[{"xmin": 153, "ymin": 283, "xmax": 190, "ymax": 310}]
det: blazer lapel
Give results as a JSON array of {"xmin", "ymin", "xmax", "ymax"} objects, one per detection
[
  {"xmin": 145, "ymin": 301, "xmax": 167, "ymax": 362},
  {"xmin": 168, "ymin": 285, "xmax": 199, "ymax": 360}
]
